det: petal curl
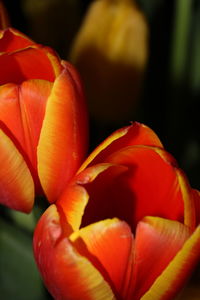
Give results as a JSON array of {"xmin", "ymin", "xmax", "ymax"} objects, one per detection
[
  {"xmin": 106, "ymin": 146, "xmax": 195, "ymax": 228},
  {"xmin": 70, "ymin": 218, "xmax": 134, "ymax": 299},
  {"xmin": 33, "ymin": 205, "xmax": 116, "ymax": 300},
  {"xmin": 0, "ymin": 46, "xmax": 61, "ymax": 85},
  {"xmin": 127, "ymin": 217, "xmax": 191, "ymax": 300},
  {"xmin": 0, "ymin": 128, "xmax": 34, "ymax": 212},
  {"xmin": 0, "ymin": 80, "xmax": 52, "ymax": 173},
  {"xmin": 79, "ymin": 122, "xmax": 163, "ymax": 172},
  {"xmin": 38, "ymin": 66, "xmax": 88, "ymax": 203},
  {"xmin": 0, "ymin": 28, "xmax": 34, "ymax": 52},
  {"xmin": 141, "ymin": 225, "xmax": 200, "ymax": 300},
  {"xmin": 57, "ymin": 163, "xmax": 127, "ymax": 232}
]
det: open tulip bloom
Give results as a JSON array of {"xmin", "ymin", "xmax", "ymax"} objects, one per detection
[
  {"xmin": 33, "ymin": 122, "xmax": 200, "ymax": 300},
  {"xmin": 0, "ymin": 27, "xmax": 88, "ymax": 212}
]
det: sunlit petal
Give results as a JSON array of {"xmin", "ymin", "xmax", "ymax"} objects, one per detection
[
  {"xmin": 79, "ymin": 122, "xmax": 163, "ymax": 172},
  {"xmin": 127, "ymin": 217, "xmax": 191, "ymax": 300},
  {"xmin": 0, "ymin": 128, "xmax": 34, "ymax": 212},
  {"xmin": 70, "ymin": 218, "xmax": 134, "ymax": 299},
  {"xmin": 33, "ymin": 205, "xmax": 116, "ymax": 300},
  {"xmin": 141, "ymin": 225, "xmax": 200, "ymax": 300},
  {"xmin": 38, "ymin": 67, "xmax": 88, "ymax": 203},
  {"xmin": 0, "ymin": 80, "xmax": 52, "ymax": 173}
]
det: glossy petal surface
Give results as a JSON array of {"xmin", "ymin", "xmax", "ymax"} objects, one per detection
[
  {"xmin": 141, "ymin": 225, "xmax": 200, "ymax": 300},
  {"xmin": 79, "ymin": 122, "xmax": 163, "ymax": 172},
  {"xmin": 79, "ymin": 146, "xmax": 191, "ymax": 232},
  {"xmin": 33, "ymin": 205, "xmax": 116, "ymax": 300},
  {"xmin": 127, "ymin": 217, "xmax": 192, "ymax": 300},
  {"xmin": 0, "ymin": 128, "xmax": 34, "ymax": 212},
  {"xmin": 70, "ymin": 218, "xmax": 134, "ymax": 299},
  {"xmin": 0, "ymin": 46, "xmax": 60, "ymax": 85},
  {"xmin": 38, "ymin": 66, "xmax": 88, "ymax": 203},
  {"xmin": 0, "ymin": 80, "xmax": 52, "ymax": 172},
  {"xmin": 0, "ymin": 28, "xmax": 34, "ymax": 52}
]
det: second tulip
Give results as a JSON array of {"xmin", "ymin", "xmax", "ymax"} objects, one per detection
[{"xmin": 0, "ymin": 27, "xmax": 88, "ymax": 212}]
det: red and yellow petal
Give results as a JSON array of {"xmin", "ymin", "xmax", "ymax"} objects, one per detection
[
  {"xmin": 57, "ymin": 163, "xmax": 128, "ymax": 232},
  {"xmin": 70, "ymin": 218, "xmax": 134, "ymax": 299},
  {"xmin": 37, "ymin": 67, "xmax": 88, "ymax": 203},
  {"xmin": 140, "ymin": 224, "xmax": 200, "ymax": 300},
  {"xmin": 0, "ymin": 46, "xmax": 60, "ymax": 85},
  {"xmin": 0, "ymin": 28, "xmax": 34, "ymax": 52},
  {"xmin": 0, "ymin": 128, "xmax": 34, "ymax": 212},
  {"xmin": 105, "ymin": 145, "xmax": 195, "ymax": 228},
  {"xmin": 175, "ymin": 169, "xmax": 196, "ymax": 229},
  {"xmin": 79, "ymin": 122, "xmax": 163, "ymax": 172},
  {"xmin": 127, "ymin": 217, "xmax": 192, "ymax": 300},
  {"xmin": 0, "ymin": 80, "xmax": 52, "ymax": 173},
  {"xmin": 33, "ymin": 205, "xmax": 116, "ymax": 300}
]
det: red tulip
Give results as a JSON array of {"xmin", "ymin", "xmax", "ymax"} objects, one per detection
[
  {"xmin": 0, "ymin": 28, "xmax": 88, "ymax": 212},
  {"xmin": 33, "ymin": 122, "xmax": 200, "ymax": 300}
]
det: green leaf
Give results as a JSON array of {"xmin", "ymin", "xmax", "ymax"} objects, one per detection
[{"xmin": 0, "ymin": 217, "xmax": 45, "ymax": 300}]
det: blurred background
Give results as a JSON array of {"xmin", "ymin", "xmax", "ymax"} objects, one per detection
[{"xmin": 0, "ymin": 0, "xmax": 199, "ymax": 299}]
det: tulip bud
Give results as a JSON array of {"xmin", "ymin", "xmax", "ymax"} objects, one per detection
[
  {"xmin": 70, "ymin": 0, "xmax": 149, "ymax": 124},
  {"xmin": 0, "ymin": 1, "xmax": 10, "ymax": 29}
]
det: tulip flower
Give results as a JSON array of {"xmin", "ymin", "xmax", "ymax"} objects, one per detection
[
  {"xmin": 0, "ymin": 28, "xmax": 88, "ymax": 213},
  {"xmin": 34, "ymin": 122, "xmax": 200, "ymax": 300},
  {"xmin": 69, "ymin": 0, "xmax": 148, "ymax": 125}
]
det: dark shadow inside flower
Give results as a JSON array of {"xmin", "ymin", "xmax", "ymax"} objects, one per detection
[
  {"xmin": 81, "ymin": 166, "xmax": 137, "ymax": 233},
  {"xmin": 81, "ymin": 146, "xmax": 185, "ymax": 233}
]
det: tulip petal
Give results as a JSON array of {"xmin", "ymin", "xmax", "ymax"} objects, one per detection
[
  {"xmin": 33, "ymin": 205, "xmax": 116, "ymax": 300},
  {"xmin": 140, "ymin": 224, "xmax": 200, "ymax": 300},
  {"xmin": 57, "ymin": 163, "xmax": 127, "ymax": 232},
  {"xmin": 104, "ymin": 145, "xmax": 194, "ymax": 229},
  {"xmin": 0, "ymin": 80, "xmax": 52, "ymax": 173},
  {"xmin": 0, "ymin": 46, "xmax": 62, "ymax": 85},
  {"xmin": 38, "ymin": 66, "xmax": 88, "ymax": 203},
  {"xmin": 70, "ymin": 218, "xmax": 134, "ymax": 299},
  {"xmin": 0, "ymin": 128, "xmax": 34, "ymax": 213},
  {"xmin": 0, "ymin": 28, "xmax": 34, "ymax": 52},
  {"xmin": 126, "ymin": 217, "xmax": 191, "ymax": 300},
  {"xmin": 175, "ymin": 169, "xmax": 196, "ymax": 228},
  {"xmin": 79, "ymin": 122, "xmax": 163, "ymax": 172}
]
